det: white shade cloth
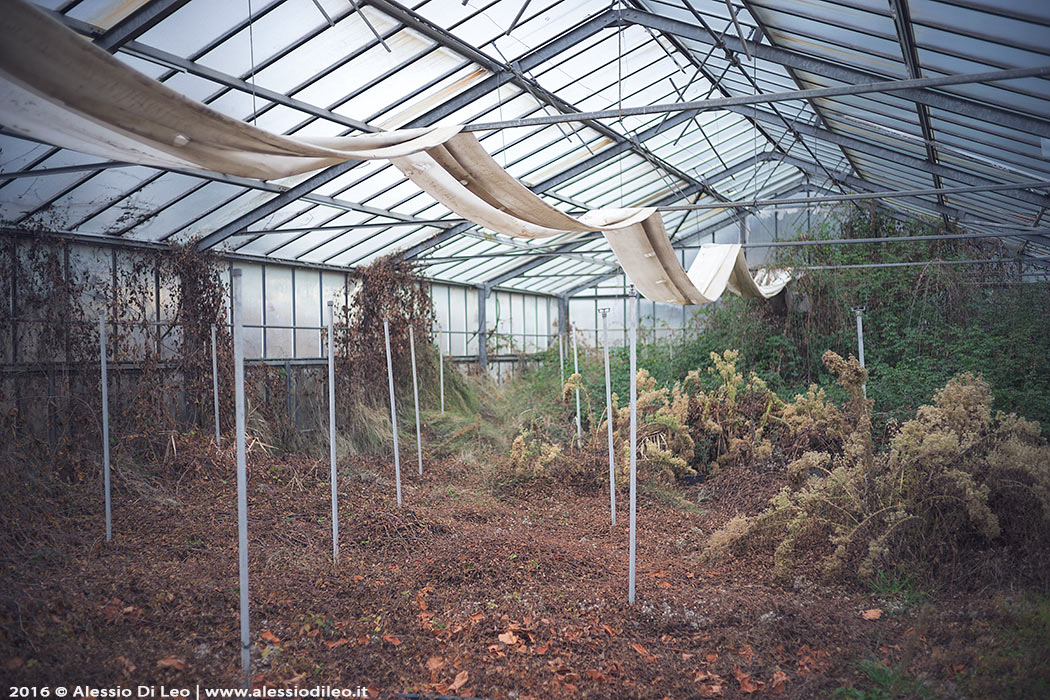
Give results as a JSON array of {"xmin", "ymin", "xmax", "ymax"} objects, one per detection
[{"xmin": 0, "ymin": 0, "xmax": 789, "ymax": 305}]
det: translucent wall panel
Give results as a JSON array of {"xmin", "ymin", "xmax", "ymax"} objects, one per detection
[
  {"xmin": 237, "ymin": 264, "xmax": 263, "ymax": 359},
  {"xmin": 9, "ymin": 238, "xmax": 572, "ymax": 364},
  {"xmin": 264, "ymin": 266, "xmax": 294, "ymax": 358},
  {"xmin": 294, "ymin": 269, "xmax": 322, "ymax": 358}
]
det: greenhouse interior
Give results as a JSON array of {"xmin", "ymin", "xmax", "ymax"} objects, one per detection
[{"xmin": 1, "ymin": 0, "xmax": 1049, "ymax": 695}]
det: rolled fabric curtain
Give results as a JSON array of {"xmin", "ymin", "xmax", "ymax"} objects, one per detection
[{"xmin": 0, "ymin": 0, "xmax": 461, "ymax": 180}]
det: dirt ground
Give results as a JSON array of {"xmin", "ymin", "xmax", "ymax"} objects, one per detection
[{"xmin": 0, "ymin": 444, "xmax": 1039, "ymax": 698}]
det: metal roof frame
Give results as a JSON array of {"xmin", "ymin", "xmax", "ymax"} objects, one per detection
[{"xmin": 2, "ymin": 0, "xmax": 1048, "ymax": 297}]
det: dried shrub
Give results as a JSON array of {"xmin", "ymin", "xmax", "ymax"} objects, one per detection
[
  {"xmin": 600, "ymin": 369, "xmax": 697, "ymax": 485},
  {"xmin": 331, "ymin": 255, "xmax": 436, "ymax": 454},
  {"xmin": 508, "ymin": 428, "xmax": 563, "ymax": 479},
  {"xmin": 0, "ymin": 235, "xmax": 235, "ymax": 477},
  {"xmin": 701, "ymin": 353, "xmax": 1050, "ymax": 586}
]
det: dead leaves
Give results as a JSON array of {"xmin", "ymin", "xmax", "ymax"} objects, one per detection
[
  {"xmin": 498, "ymin": 631, "xmax": 519, "ymax": 645},
  {"xmin": 381, "ymin": 634, "xmax": 402, "ymax": 646},
  {"xmin": 630, "ymin": 642, "xmax": 657, "ymax": 663},
  {"xmin": 156, "ymin": 656, "xmax": 185, "ymax": 671},
  {"xmin": 733, "ymin": 664, "xmax": 765, "ymax": 693},
  {"xmin": 260, "ymin": 629, "xmax": 281, "ymax": 644},
  {"xmin": 861, "ymin": 608, "xmax": 883, "ymax": 620},
  {"xmin": 796, "ymin": 644, "xmax": 831, "ymax": 677},
  {"xmin": 694, "ymin": 669, "xmax": 725, "ymax": 696},
  {"xmin": 448, "ymin": 670, "xmax": 469, "ymax": 692},
  {"xmin": 100, "ymin": 598, "xmax": 142, "ymax": 624}
]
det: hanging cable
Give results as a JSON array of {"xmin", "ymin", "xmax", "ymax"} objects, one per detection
[
  {"xmin": 246, "ymin": 0, "xmax": 258, "ymax": 125},
  {"xmin": 616, "ymin": 0, "xmax": 624, "ymax": 207}
]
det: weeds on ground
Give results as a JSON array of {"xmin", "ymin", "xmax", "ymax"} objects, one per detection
[
  {"xmin": 834, "ymin": 657, "xmax": 933, "ymax": 700},
  {"xmin": 963, "ymin": 594, "xmax": 1050, "ymax": 699},
  {"xmin": 865, "ymin": 568, "xmax": 928, "ymax": 613}
]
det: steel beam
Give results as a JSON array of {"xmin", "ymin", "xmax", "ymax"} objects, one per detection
[
  {"xmin": 618, "ymin": 8, "xmax": 1050, "ymax": 139},
  {"xmin": 478, "ymin": 185, "xmax": 701, "ymax": 289},
  {"xmin": 887, "ymin": 0, "xmax": 950, "ymax": 228},
  {"xmin": 119, "ymin": 40, "xmax": 374, "ymax": 134},
  {"xmin": 477, "ymin": 285, "xmax": 488, "ymax": 370},
  {"xmin": 366, "ymin": 0, "xmax": 730, "ymax": 205},
  {"xmin": 197, "ymin": 4, "xmax": 617, "ymax": 251},
  {"xmin": 460, "ymin": 64, "xmax": 1050, "ymax": 132},
  {"xmin": 0, "ymin": 162, "xmax": 135, "ymax": 179},
  {"xmin": 657, "ymin": 178, "xmax": 1050, "ymax": 210},
  {"xmin": 93, "ymin": 0, "xmax": 194, "ymax": 52},
  {"xmin": 744, "ymin": 109, "xmax": 1050, "ymax": 212},
  {"xmin": 400, "ymin": 108, "xmax": 708, "ymax": 261},
  {"xmin": 758, "ymin": 153, "xmax": 971, "ymax": 221},
  {"xmin": 560, "ymin": 272, "xmax": 621, "ymax": 298}
]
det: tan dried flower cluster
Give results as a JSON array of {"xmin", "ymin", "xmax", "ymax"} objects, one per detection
[{"xmin": 701, "ymin": 354, "xmax": 1050, "ymax": 583}]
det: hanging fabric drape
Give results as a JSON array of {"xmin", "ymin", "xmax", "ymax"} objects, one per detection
[{"xmin": 0, "ymin": 0, "xmax": 789, "ymax": 305}]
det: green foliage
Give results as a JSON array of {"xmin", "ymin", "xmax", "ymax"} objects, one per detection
[
  {"xmin": 592, "ymin": 208, "xmax": 1050, "ymax": 432},
  {"xmin": 965, "ymin": 594, "xmax": 1050, "ymax": 699},
  {"xmin": 865, "ymin": 568, "xmax": 928, "ymax": 612},
  {"xmin": 834, "ymin": 657, "xmax": 933, "ymax": 700}
]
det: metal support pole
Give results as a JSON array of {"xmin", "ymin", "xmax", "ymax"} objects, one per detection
[
  {"xmin": 327, "ymin": 302, "xmax": 338, "ymax": 563},
  {"xmin": 409, "ymin": 325, "xmax": 423, "ymax": 476},
  {"xmin": 383, "ymin": 319, "xmax": 403, "ymax": 507},
  {"xmin": 558, "ymin": 334, "xmax": 564, "ymax": 385},
  {"xmin": 232, "ymin": 269, "xmax": 250, "ymax": 676},
  {"xmin": 854, "ymin": 307, "xmax": 867, "ymax": 398},
  {"xmin": 557, "ymin": 295, "xmax": 568, "ymax": 384},
  {"xmin": 98, "ymin": 309, "xmax": 111, "ymax": 542},
  {"xmin": 572, "ymin": 328, "xmax": 582, "ymax": 446},
  {"xmin": 477, "ymin": 287, "xmax": 488, "ymax": 371},
  {"xmin": 601, "ymin": 309, "xmax": 616, "ymax": 526},
  {"xmin": 211, "ymin": 323, "xmax": 220, "ymax": 447},
  {"xmin": 437, "ymin": 326, "xmax": 445, "ymax": 414},
  {"xmin": 628, "ymin": 289, "xmax": 638, "ymax": 604}
]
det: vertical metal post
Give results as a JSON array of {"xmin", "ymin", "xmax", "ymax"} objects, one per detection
[
  {"xmin": 477, "ymin": 286, "xmax": 488, "ymax": 371},
  {"xmin": 232, "ymin": 269, "xmax": 250, "ymax": 675},
  {"xmin": 383, "ymin": 319, "xmax": 402, "ymax": 507},
  {"xmin": 572, "ymin": 328, "xmax": 582, "ymax": 445},
  {"xmin": 601, "ymin": 309, "xmax": 615, "ymax": 526},
  {"xmin": 284, "ymin": 360, "xmax": 293, "ymax": 424},
  {"xmin": 211, "ymin": 323, "xmax": 220, "ymax": 446},
  {"xmin": 409, "ymin": 325, "xmax": 423, "ymax": 476},
  {"xmin": 437, "ymin": 325, "xmax": 445, "ymax": 414},
  {"xmin": 854, "ymin": 307, "xmax": 866, "ymax": 368},
  {"xmin": 628, "ymin": 289, "xmax": 638, "ymax": 604},
  {"xmin": 853, "ymin": 306, "xmax": 867, "ymax": 397},
  {"xmin": 327, "ymin": 302, "xmax": 338, "ymax": 563},
  {"xmin": 98, "ymin": 309, "xmax": 111, "ymax": 542},
  {"xmin": 558, "ymin": 334, "xmax": 564, "ymax": 385}
]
